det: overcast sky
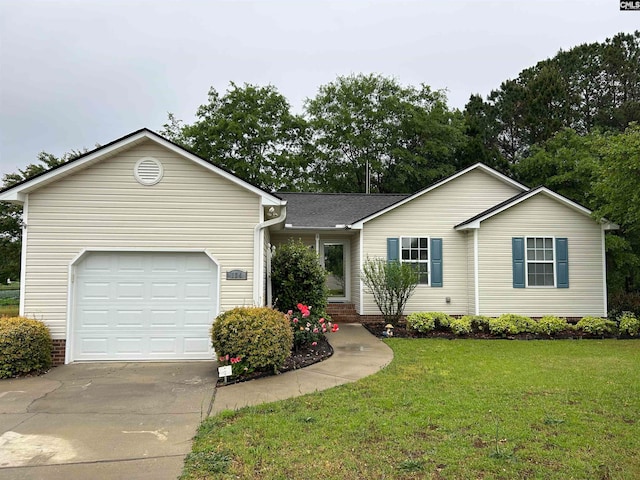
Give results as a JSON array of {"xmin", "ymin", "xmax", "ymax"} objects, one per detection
[{"xmin": 0, "ymin": 0, "xmax": 637, "ymax": 178}]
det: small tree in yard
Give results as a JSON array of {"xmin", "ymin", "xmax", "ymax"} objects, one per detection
[{"xmin": 362, "ymin": 257, "xmax": 419, "ymax": 325}]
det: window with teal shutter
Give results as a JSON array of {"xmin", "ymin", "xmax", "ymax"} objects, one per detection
[
  {"xmin": 387, "ymin": 238, "xmax": 399, "ymax": 262},
  {"xmin": 512, "ymin": 237, "xmax": 525, "ymax": 288},
  {"xmin": 430, "ymin": 238, "xmax": 443, "ymax": 287},
  {"xmin": 556, "ymin": 238, "xmax": 569, "ymax": 288}
]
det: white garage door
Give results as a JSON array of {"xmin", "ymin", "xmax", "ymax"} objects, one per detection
[{"xmin": 72, "ymin": 251, "xmax": 217, "ymax": 361}]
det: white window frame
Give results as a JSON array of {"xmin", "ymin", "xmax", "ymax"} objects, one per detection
[
  {"xmin": 400, "ymin": 236, "xmax": 430, "ymax": 285},
  {"xmin": 525, "ymin": 236, "xmax": 556, "ymax": 288}
]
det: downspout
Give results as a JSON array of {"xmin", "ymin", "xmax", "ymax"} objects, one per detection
[
  {"xmin": 601, "ymin": 224, "xmax": 608, "ymax": 317},
  {"xmin": 474, "ymin": 228, "xmax": 480, "ymax": 316},
  {"xmin": 253, "ymin": 206, "xmax": 286, "ymax": 306},
  {"xmin": 19, "ymin": 194, "xmax": 29, "ymax": 316}
]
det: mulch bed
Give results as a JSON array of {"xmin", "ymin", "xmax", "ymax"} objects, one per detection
[{"xmin": 217, "ymin": 336, "xmax": 333, "ymax": 386}]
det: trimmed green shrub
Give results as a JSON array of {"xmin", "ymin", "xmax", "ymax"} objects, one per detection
[
  {"xmin": 618, "ymin": 312, "xmax": 640, "ymax": 337},
  {"xmin": 407, "ymin": 312, "xmax": 453, "ymax": 333},
  {"xmin": 211, "ymin": 307, "xmax": 293, "ymax": 374},
  {"xmin": 489, "ymin": 314, "xmax": 536, "ymax": 335},
  {"xmin": 535, "ymin": 316, "xmax": 570, "ymax": 336},
  {"xmin": 461, "ymin": 315, "xmax": 492, "ymax": 333},
  {"xmin": 271, "ymin": 240, "xmax": 328, "ymax": 314},
  {"xmin": 576, "ymin": 316, "xmax": 617, "ymax": 336},
  {"xmin": 449, "ymin": 317, "xmax": 473, "ymax": 336},
  {"xmin": 0, "ymin": 316, "xmax": 52, "ymax": 378}
]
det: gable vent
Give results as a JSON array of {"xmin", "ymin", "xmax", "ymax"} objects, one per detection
[{"xmin": 134, "ymin": 157, "xmax": 163, "ymax": 186}]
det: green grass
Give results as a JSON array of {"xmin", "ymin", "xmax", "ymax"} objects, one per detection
[
  {"xmin": 183, "ymin": 339, "xmax": 640, "ymax": 480},
  {"xmin": 0, "ymin": 305, "xmax": 19, "ymax": 317}
]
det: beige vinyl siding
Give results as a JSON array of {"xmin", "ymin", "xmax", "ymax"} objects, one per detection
[
  {"xmin": 466, "ymin": 230, "xmax": 475, "ymax": 315},
  {"xmin": 361, "ymin": 169, "xmax": 521, "ymax": 315},
  {"xmin": 477, "ymin": 194, "xmax": 605, "ymax": 317},
  {"xmin": 24, "ymin": 141, "xmax": 261, "ymax": 338},
  {"xmin": 351, "ymin": 232, "xmax": 361, "ymax": 312}
]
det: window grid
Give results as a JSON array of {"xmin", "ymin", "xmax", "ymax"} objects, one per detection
[
  {"xmin": 526, "ymin": 237, "xmax": 554, "ymax": 287},
  {"xmin": 401, "ymin": 237, "xmax": 429, "ymax": 285}
]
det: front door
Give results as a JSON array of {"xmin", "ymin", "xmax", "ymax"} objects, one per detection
[{"xmin": 320, "ymin": 240, "xmax": 350, "ymax": 302}]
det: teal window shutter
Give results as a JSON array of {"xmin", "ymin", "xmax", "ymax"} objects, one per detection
[
  {"xmin": 512, "ymin": 237, "xmax": 525, "ymax": 288},
  {"xmin": 387, "ymin": 238, "xmax": 399, "ymax": 262},
  {"xmin": 430, "ymin": 238, "xmax": 443, "ymax": 287},
  {"xmin": 556, "ymin": 237, "xmax": 569, "ymax": 288}
]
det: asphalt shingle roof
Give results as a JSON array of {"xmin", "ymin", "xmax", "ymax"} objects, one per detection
[{"xmin": 277, "ymin": 192, "xmax": 410, "ymax": 228}]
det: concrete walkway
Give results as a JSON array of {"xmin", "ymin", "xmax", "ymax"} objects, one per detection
[
  {"xmin": 212, "ymin": 323, "xmax": 393, "ymax": 414},
  {"xmin": 0, "ymin": 324, "xmax": 391, "ymax": 479}
]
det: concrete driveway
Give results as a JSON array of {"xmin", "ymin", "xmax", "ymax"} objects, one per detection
[{"xmin": 0, "ymin": 362, "xmax": 217, "ymax": 480}]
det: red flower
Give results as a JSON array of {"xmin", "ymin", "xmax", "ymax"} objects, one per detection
[{"xmin": 331, "ymin": 324, "xmax": 339, "ymax": 333}]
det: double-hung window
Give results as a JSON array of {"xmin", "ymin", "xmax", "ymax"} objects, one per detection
[
  {"xmin": 526, "ymin": 237, "xmax": 554, "ymax": 287},
  {"xmin": 401, "ymin": 237, "xmax": 429, "ymax": 284},
  {"xmin": 513, "ymin": 236, "xmax": 568, "ymax": 289}
]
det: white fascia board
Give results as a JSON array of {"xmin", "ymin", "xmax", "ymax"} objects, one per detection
[{"xmin": 351, "ymin": 163, "xmax": 528, "ymax": 229}]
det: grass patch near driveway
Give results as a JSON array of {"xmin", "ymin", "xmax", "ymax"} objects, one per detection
[
  {"xmin": 0, "ymin": 305, "xmax": 19, "ymax": 317},
  {"xmin": 183, "ymin": 339, "xmax": 640, "ymax": 479}
]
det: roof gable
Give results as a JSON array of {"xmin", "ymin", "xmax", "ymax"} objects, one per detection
[
  {"xmin": 454, "ymin": 186, "xmax": 618, "ymax": 230},
  {"xmin": 0, "ymin": 128, "xmax": 284, "ymax": 206},
  {"xmin": 350, "ymin": 163, "xmax": 528, "ymax": 228}
]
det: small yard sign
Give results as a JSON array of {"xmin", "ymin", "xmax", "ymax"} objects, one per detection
[{"xmin": 218, "ymin": 365, "xmax": 233, "ymax": 378}]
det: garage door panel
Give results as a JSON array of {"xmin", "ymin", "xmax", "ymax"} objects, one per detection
[
  {"xmin": 185, "ymin": 283, "xmax": 212, "ymax": 299},
  {"xmin": 80, "ymin": 310, "xmax": 110, "ymax": 327},
  {"xmin": 184, "ymin": 337, "xmax": 211, "ymax": 355},
  {"xmin": 151, "ymin": 255, "xmax": 180, "ymax": 272},
  {"xmin": 115, "ymin": 310, "xmax": 145, "ymax": 327},
  {"xmin": 117, "ymin": 283, "xmax": 145, "ymax": 299},
  {"xmin": 184, "ymin": 310, "xmax": 211, "ymax": 326},
  {"xmin": 150, "ymin": 310, "xmax": 178, "ymax": 327},
  {"xmin": 151, "ymin": 282, "xmax": 179, "ymax": 299},
  {"xmin": 73, "ymin": 252, "xmax": 217, "ymax": 361}
]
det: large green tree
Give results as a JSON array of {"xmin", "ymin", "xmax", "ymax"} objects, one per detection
[
  {"xmin": 466, "ymin": 31, "xmax": 640, "ymax": 165},
  {"xmin": 164, "ymin": 83, "xmax": 312, "ymax": 192},
  {"xmin": 305, "ymin": 74, "xmax": 465, "ymax": 193}
]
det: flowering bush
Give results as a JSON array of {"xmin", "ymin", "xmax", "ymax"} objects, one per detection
[
  {"xmin": 217, "ymin": 354, "xmax": 246, "ymax": 376},
  {"xmin": 286, "ymin": 303, "xmax": 338, "ymax": 350}
]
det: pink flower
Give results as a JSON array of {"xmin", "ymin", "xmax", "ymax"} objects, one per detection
[
  {"xmin": 293, "ymin": 318, "xmax": 299, "ymax": 324},
  {"xmin": 322, "ymin": 327, "xmax": 327, "ymax": 333},
  {"xmin": 287, "ymin": 310, "xmax": 293, "ymax": 316},
  {"xmin": 312, "ymin": 341, "xmax": 317, "ymax": 346},
  {"xmin": 219, "ymin": 356, "xmax": 226, "ymax": 362},
  {"xmin": 319, "ymin": 318, "xmax": 325, "ymax": 323},
  {"xmin": 225, "ymin": 354, "xmax": 230, "ymax": 361},
  {"xmin": 313, "ymin": 328, "xmax": 319, "ymax": 333}
]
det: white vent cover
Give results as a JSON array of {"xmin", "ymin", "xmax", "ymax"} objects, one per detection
[{"xmin": 134, "ymin": 157, "xmax": 163, "ymax": 186}]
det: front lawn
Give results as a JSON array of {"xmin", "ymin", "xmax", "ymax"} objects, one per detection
[{"xmin": 183, "ymin": 339, "xmax": 640, "ymax": 479}]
